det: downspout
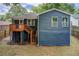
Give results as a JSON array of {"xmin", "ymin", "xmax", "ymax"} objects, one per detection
[{"xmin": 69, "ymin": 14, "xmax": 72, "ymax": 45}]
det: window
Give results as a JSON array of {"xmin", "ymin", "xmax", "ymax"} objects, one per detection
[
  {"xmin": 15, "ymin": 20, "xmax": 19, "ymax": 24},
  {"xmin": 32, "ymin": 20, "xmax": 35, "ymax": 26},
  {"xmin": 28, "ymin": 20, "xmax": 32, "ymax": 26},
  {"xmin": 12, "ymin": 19, "xmax": 16, "ymax": 24},
  {"xmin": 51, "ymin": 16, "xmax": 58, "ymax": 27},
  {"xmin": 27, "ymin": 20, "xmax": 35, "ymax": 26},
  {"xmin": 24, "ymin": 19, "xmax": 27, "ymax": 24},
  {"xmin": 20, "ymin": 20, "xmax": 23, "ymax": 24},
  {"xmin": 62, "ymin": 16, "xmax": 68, "ymax": 27}
]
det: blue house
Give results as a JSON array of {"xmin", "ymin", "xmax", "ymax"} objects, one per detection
[
  {"xmin": 10, "ymin": 9, "xmax": 70, "ymax": 46},
  {"xmin": 38, "ymin": 9, "xmax": 70, "ymax": 46}
]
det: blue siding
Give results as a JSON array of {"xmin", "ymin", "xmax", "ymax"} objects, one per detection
[
  {"xmin": 39, "ymin": 32, "xmax": 70, "ymax": 46},
  {"xmin": 39, "ymin": 10, "xmax": 70, "ymax": 46}
]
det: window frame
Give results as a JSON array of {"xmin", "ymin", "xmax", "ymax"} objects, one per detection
[
  {"xmin": 32, "ymin": 20, "xmax": 35, "ymax": 26},
  {"xmin": 27, "ymin": 19, "xmax": 35, "ymax": 26},
  {"xmin": 51, "ymin": 16, "xmax": 58, "ymax": 27},
  {"xmin": 19, "ymin": 20, "xmax": 23, "ymax": 24},
  {"xmin": 62, "ymin": 16, "xmax": 68, "ymax": 27}
]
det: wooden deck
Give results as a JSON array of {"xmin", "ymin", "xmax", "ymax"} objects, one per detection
[
  {"xmin": 10, "ymin": 24, "xmax": 37, "ymax": 45},
  {"xmin": 10, "ymin": 24, "xmax": 25, "ymax": 31}
]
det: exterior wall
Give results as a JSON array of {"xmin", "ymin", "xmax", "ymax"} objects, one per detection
[
  {"xmin": 71, "ymin": 16, "xmax": 79, "ymax": 26},
  {"xmin": 38, "ymin": 10, "xmax": 70, "ymax": 46}
]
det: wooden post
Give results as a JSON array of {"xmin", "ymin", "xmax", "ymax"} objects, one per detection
[
  {"xmin": 4, "ymin": 30, "xmax": 6, "ymax": 37},
  {"xmin": 10, "ymin": 25, "xmax": 11, "ymax": 43},
  {"xmin": 18, "ymin": 20, "xmax": 20, "ymax": 24},
  {"xmin": 27, "ymin": 33, "xmax": 29, "ymax": 45},
  {"xmin": 30, "ymin": 31, "xmax": 32, "ymax": 45},
  {"xmin": 10, "ymin": 31, "xmax": 12, "ymax": 42},
  {"xmin": 20, "ymin": 32, "xmax": 22, "ymax": 45}
]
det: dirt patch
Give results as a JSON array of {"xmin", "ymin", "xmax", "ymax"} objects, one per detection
[{"xmin": 0, "ymin": 36, "xmax": 79, "ymax": 56}]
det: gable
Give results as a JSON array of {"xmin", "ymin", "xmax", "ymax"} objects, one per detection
[
  {"xmin": 39, "ymin": 9, "xmax": 71, "ymax": 17},
  {"xmin": 39, "ymin": 10, "xmax": 70, "ymax": 19}
]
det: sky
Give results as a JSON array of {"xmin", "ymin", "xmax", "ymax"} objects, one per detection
[
  {"xmin": 0, "ymin": 3, "xmax": 79, "ymax": 15},
  {"xmin": 75, "ymin": 3, "xmax": 79, "ymax": 8}
]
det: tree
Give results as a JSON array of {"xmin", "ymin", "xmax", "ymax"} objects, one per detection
[
  {"xmin": 5, "ymin": 3, "xmax": 27, "ymax": 19},
  {"xmin": 9, "ymin": 3, "xmax": 27, "ymax": 16},
  {"xmin": 0, "ymin": 15, "xmax": 6, "ymax": 21},
  {"xmin": 74, "ymin": 8, "xmax": 79, "ymax": 14},
  {"xmin": 32, "ymin": 3, "xmax": 75, "ymax": 14}
]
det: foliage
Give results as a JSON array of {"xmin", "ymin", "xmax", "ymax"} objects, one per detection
[
  {"xmin": 0, "ymin": 3, "xmax": 27, "ymax": 21},
  {"xmin": 74, "ymin": 9, "xmax": 79, "ymax": 14},
  {"xmin": 0, "ymin": 15, "xmax": 6, "ymax": 21},
  {"xmin": 9, "ymin": 3, "xmax": 27, "ymax": 15},
  {"xmin": 32, "ymin": 3, "xmax": 75, "ymax": 14},
  {"xmin": 5, "ymin": 3, "xmax": 27, "ymax": 19}
]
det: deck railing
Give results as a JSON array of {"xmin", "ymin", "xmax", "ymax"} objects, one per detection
[{"xmin": 10, "ymin": 24, "xmax": 25, "ymax": 31}]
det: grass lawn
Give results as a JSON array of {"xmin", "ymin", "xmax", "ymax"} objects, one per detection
[{"xmin": 0, "ymin": 36, "xmax": 79, "ymax": 56}]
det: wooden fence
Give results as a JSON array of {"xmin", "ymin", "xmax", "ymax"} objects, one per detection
[
  {"xmin": 71, "ymin": 26, "xmax": 79, "ymax": 39},
  {"xmin": 0, "ymin": 25, "xmax": 10, "ymax": 40}
]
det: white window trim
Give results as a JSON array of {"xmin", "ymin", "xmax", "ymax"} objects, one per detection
[
  {"xmin": 51, "ymin": 16, "xmax": 58, "ymax": 27},
  {"xmin": 27, "ymin": 19, "xmax": 31, "ymax": 26},
  {"xmin": 32, "ymin": 20, "xmax": 35, "ymax": 26},
  {"xmin": 62, "ymin": 16, "xmax": 68, "ymax": 27},
  {"xmin": 27, "ymin": 19, "xmax": 35, "ymax": 26}
]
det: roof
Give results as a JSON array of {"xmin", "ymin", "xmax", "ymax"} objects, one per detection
[
  {"xmin": 0, "ymin": 21, "xmax": 11, "ymax": 25},
  {"xmin": 11, "ymin": 9, "xmax": 71, "ymax": 20},
  {"xmin": 12, "ymin": 13, "xmax": 38, "ymax": 20},
  {"xmin": 11, "ymin": 16, "xmax": 23, "ymax": 20},
  {"xmin": 39, "ymin": 8, "xmax": 71, "ymax": 16},
  {"xmin": 23, "ymin": 13, "xmax": 38, "ymax": 19}
]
